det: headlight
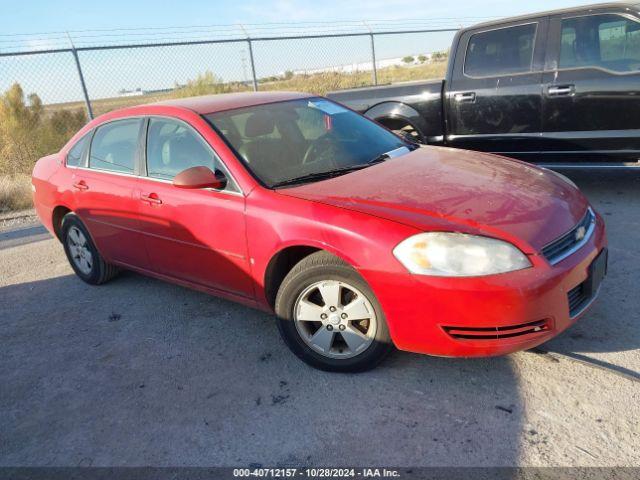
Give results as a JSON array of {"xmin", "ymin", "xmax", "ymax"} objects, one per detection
[{"xmin": 393, "ymin": 232, "xmax": 531, "ymax": 277}]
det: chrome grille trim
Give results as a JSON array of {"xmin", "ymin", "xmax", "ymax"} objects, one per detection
[{"xmin": 542, "ymin": 208, "xmax": 596, "ymax": 265}]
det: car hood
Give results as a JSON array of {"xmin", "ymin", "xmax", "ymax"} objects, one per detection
[{"xmin": 278, "ymin": 147, "xmax": 589, "ymax": 253}]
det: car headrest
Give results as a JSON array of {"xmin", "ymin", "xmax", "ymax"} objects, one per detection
[{"xmin": 244, "ymin": 111, "xmax": 275, "ymax": 138}]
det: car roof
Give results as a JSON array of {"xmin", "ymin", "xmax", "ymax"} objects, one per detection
[
  {"xmin": 148, "ymin": 91, "xmax": 313, "ymax": 114},
  {"xmin": 468, "ymin": 2, "xmax": 640, "ymax": 29}
]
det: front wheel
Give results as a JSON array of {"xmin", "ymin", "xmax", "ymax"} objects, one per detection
[{"xmin": 275, "ymin": 251, "xmax": 393, "ymax": 372}]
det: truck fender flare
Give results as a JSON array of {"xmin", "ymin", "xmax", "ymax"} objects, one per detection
[{"xmin": 363, "ymin": 102, "xmax": 429, "ymax": 142}]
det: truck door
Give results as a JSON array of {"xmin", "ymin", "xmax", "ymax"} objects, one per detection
[
  {"xmin": 541, "ymin": 9, "xmax": 640, "ymax": 164},
  {"xmin": 446, "ymin": 18, "xmax": 548, "ymax": 161}
]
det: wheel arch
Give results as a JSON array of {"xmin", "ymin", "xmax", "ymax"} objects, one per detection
[
  {"xmin": 364, "ymin": 101, "xmax": 429, "ymax": 142},
  {"xmin": 263, "ymin": 244, "xmax": 359, "ymax": 310},
  {"xmin": 51, "ymin": 205, "xmax": 72, "ymax": 241}
]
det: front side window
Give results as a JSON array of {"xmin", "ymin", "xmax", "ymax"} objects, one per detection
[
  {"xmin": 560, "ymin": 14, "xmax": 640, "ymax": 72},
  {"xmin": 67, "ymin": 132, "xmax": 90, "ymax": 167},
  {"xmin": 89, "ymin": 119, "xmax": 142, "ymax": 174},
  {"xmin": 146, "ymin": 118, "xmax": 239, "ymax": 192},
  {"xmin": 465, "ymin": 23, "xmax": 537, "ymax": 77},
  {"xmin": 206, "ymin": 98, "xmax": 410, "ymax": 188}
]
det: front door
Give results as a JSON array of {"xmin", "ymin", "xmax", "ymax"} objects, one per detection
[
  {"xmin": 446, "ymin": 19, "xmax": 547, "ymax": 160},
  {"xmin": 541, "ymin": 11, "xmax": 640, "ymax": 163},
  {"xmin": 136, "ymin": 117, "xmax": 253, "ymax": 298}
]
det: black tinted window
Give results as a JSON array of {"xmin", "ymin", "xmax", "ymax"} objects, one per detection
[
  {"xmin": 560, "ymin": 14, "xmax": 640, "ymax": 72},
  {"xmin": 67, "ymin": 133, "xmax": 90, "ymax": 167},
  {"xmin": 465, "ymin": 24, "xmax": 537, "ymax": 77},
  {"xmin": 89, "ymin": 119, "xmax": 142, "ymax": 173},
  {"xmin": 146, "ymin": 118, "xmax": 216, "ymax": 180}
]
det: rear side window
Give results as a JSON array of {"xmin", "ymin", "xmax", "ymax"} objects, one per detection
[
  {"xmin": 66, "ymin": 133, "xmax": 90, "ymax": 167},
  {"xmin": 560, "ymin": 14, "xmax": 640, "ymax": 73},
  {"xmin": 465, "ymin": 23, "xmax": 537, "ymax": 77},
  {"xmin": 89, "ymin": 119, "xmax": 142, "ymax": 173}
]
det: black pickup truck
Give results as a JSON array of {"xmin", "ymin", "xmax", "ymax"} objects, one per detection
[{"xmin": 328, "ymin": 2, "xmax": 640, "ymax": 167}]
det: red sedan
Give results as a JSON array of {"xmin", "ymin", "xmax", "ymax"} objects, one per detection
[{"xmin": 32, "ymin": 92, "xmax": 607, "ymax": 372}]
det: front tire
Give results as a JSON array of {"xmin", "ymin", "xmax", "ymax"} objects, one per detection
[
  {"xmin": 275, "ymin": 251, "xmax": 393, "ymax": 372},
  {"xmin": 61, "ymin": 213, "xmax": 119, "ymax": 285}
]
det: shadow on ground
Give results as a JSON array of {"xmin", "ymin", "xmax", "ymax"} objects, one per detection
[{"xmin": 0, "ymin": 272, "xmax": 523, "ymax": 467}]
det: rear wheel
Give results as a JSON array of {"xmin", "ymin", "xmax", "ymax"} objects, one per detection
[
  {"xmin": 275, "ymin": 251, "xmax": 392, "ymax": 372},
  {"xmin": 61, "ymin": 213, "xmax": 119, "ymax": 285}
]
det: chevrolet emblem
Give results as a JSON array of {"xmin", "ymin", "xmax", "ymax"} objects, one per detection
[{"xmin": 575, "ymin": 226, "xmax": 587, "ymax": 241}]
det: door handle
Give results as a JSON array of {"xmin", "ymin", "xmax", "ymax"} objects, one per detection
[
  {"xmin": 72, "ymin": 180, "xmax": 88, "ymax": 190},
  {"xmin": 454, "ymin": 92, "xmax": 476, "ymax": 103},
  {"xmin": 141, "ymin": 193, "xmax": 162, "ymax": 205},
  {"xmin": 548, "ymin": 85, "xmax": 575, "ymax": 96}
]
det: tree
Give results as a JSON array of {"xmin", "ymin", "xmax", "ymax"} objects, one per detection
[
  {"xmin": 174, "ymin": 71, "xmax": 234, "ymax": 98},
  {"xmin": 0, "ymin": 82, "xmax": 85, "ymax": 176},
  {"xmin": 432, "ymin": 50, "xmax": 449, "ymax": 62},
  {"xmin": 417, "ymin": 54, "xmax": 428, "ymax": 63},
  {"xmin": 402, "ymin": 56, "xmax": 415, "ymax": 64}
]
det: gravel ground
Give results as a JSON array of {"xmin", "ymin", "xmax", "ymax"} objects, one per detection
[
  {"xmin": 0, "ymin": 170, "xmax": 638, "ymax": 467},
  {"xmin": 0, "ymin": 208, "xmax": 37, "ymax": 231}
]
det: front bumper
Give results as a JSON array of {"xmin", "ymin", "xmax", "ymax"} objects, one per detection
[{"xmin": 362, "ymin": 213, "xmax": 607, "ymax": 357}]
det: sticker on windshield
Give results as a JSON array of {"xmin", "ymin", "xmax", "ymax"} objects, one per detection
[{"xmin": 308, "ymin": 99, "xmax": 348, "ymax": 115}]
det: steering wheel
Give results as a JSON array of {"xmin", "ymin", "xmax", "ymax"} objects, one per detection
[{"xmin": 302, "ymin": 136, "xmax": 338, "ymax": 168}]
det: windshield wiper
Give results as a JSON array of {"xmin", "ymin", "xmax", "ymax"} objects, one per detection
[
  {"xmin": 271, "ymin": 164, "xmax": 370, "ymax": 188},
  {"xmin": 367, "ymin": 153, "xmax": 390, "ymax": 165},
  {"xmin": 271, "ymin": 147, "xmax": 410, "ymax": 189}
]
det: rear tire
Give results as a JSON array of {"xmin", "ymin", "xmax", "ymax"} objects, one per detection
[
  {"xmin": 275, "ymin": 251, "xmax": 393, "ymax": 372},
  {"xmin": 61, "ymin": 213, "xmax": 119, "ymax": 285}
]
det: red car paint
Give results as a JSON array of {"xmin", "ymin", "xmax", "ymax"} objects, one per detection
[{"xmin": 32, "ymin": 92, "xmax": 607, "ymax": 357}]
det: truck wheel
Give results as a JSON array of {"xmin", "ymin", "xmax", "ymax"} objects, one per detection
[
  {"xmin": 61, "ymin": 213, "xmax": 119, "ymax": 285},
  {"xmin": 377, "ymin": 117, "xmax": 424, "ymax": 144},
  {"xmin": 275, "ymin": 251, "xmax": 393, "ymax": 372},
  {"xmin": 394, "ymin": 124, "xmax": 422, "ymax": 142}
]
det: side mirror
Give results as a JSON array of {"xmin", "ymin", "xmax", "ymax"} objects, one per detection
[{"xmin": 173, "ymin": 166, "xmax": 227, "ymax": 190}]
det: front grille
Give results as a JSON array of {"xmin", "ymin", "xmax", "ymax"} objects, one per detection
[
  {"xmin": 443, "ymin": 319, "xmax": 550, "ymax": 341},
  {"xmin": 568, "ymin": 281, "xmax": 589, "ymax": 317},
  {"xmin": 542, "ymin": 208, "xmax": 595, "ymax": 265}
]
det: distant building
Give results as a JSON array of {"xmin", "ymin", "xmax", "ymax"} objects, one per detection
[
  {"xmin": 288, "ymin": 53, "xmax": 434, "ymax": 76},
  {"xmin": 118, "ymin": 87, "xmax": 174, "ymax": 97}
]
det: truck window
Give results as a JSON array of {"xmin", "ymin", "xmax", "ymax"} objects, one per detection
[
  {"xmin": 464, "ymin": 23, "xmax": 537, "ymax": 77},
  {"xmin": 560, "ymin": 14, "xmax": 640, "ymax": 73}
]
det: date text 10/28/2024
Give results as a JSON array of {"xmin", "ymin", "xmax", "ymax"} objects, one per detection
[{"xmin": 233, "ymin": 468, "xmax": 401, "ymax": 478}]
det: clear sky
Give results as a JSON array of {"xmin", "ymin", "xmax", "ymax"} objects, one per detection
[
  {"xmin": 3, "ymin": 0, "xmax": 589, "ymax": 34},
  {"xmin": 1, "ymin": 0, "xmax": 591, "ymax": 104}
]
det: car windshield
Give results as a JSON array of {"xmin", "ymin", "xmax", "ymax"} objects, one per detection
[{"xmin": 205, "ymin": 97, "xmax": 413, "ymax": 188}]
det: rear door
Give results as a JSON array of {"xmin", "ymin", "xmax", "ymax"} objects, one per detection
[
  {"xmin": 136, "ymin": 117, "xmax": 253, "ymax": 298},
  {"xmin": 73, "ymin": 118, "xmax": 149, "ymax": 268},
  {"xmin": 541, "ymin": 9, "xmax": 640, "ymax": 163},
  {"xmin": 446, "ymin": 18, "xmax": 548, "ymax": 160}
]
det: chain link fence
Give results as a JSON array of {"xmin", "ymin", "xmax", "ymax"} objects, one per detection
[
  {"xmin": 1, "ymin": 27, "xmax": 457, "ymax": 117},
  {"xmin": 0, "ymin": 28, "xmax": 456, "ymax": 180}
]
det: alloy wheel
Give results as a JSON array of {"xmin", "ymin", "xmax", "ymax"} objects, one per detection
[
  {"xmin": 293, "ymin": 280, "xmax": 377, "ymax": 359},
  {"xmin": 67, "ymin": 225, "xmax": 93, "ymax": 275}
]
